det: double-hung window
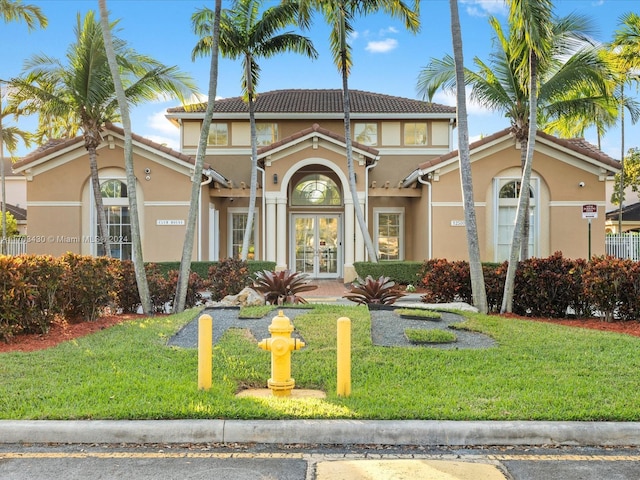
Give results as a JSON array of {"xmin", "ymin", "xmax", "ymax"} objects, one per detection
[{"xmin": 374, "ymin": 208, "xmax": 404, "ymax": 260}]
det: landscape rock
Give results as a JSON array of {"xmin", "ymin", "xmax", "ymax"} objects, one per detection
[{"xmin": 206, "ymin": 287, "xmax": 265, "ymax": 307}]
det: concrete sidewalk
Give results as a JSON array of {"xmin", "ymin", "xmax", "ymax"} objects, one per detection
[{"xmin": 2, "ymin": 419, "xmax": 639, "ymax": 446}]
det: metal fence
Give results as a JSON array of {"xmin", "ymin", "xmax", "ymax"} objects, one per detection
[
  {"xmin": 605, "ymin": 233, "xmax": 640, "ymax": 261},
  {"xmin": 1, "ymin": 236, "xmax": 27, "ymax": 256}
]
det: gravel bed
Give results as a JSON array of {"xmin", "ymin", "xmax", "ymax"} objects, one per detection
[
  {"xmin": 167, "ymin": 307, "xmax": 309, "ymax": 349},
  {"xmin": 167, "ymin": 307, "xmax": 496, "ymax": 350},
  {"xmin": 370, "ymin": 309, "xmax": 497, "ymax": 349}
]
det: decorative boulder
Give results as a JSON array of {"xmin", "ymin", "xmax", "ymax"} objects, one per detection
[{"xmin": 215, "ymin": 287, "xmax": 265, "ymax": 307}]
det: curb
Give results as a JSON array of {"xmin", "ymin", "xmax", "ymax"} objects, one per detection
[{"xmin": 2, "ymin": 420, "xmax": 640, "ymax": 446}]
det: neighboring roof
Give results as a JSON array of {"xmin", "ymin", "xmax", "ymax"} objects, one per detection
[
  {"xmin": 257, "ymin": 123, "xmax": 379, "ymax": 159},
  {"xmin": 11, "ymin": 124, "xmax": 228, "ymax": 185},
  {"xmin": 403, "ymin": 128, "xmax": 620, "ymax": 185},
  {"xmin": 167, "ymin": 89, "xmax": 456, "ymax": 116},
  {"xmin": 0, "ymin": 202, "xmax": 26, "ymax": 222},
  {"xmin": 606, "ymin": 202, "xmax": 640, "ymax": 222}
]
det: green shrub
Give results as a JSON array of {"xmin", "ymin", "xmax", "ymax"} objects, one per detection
[
  {"xmin": 354, "ymin": 261, "xmax": 422, "ymax": 285},
  {"xmin": 0, "ymin": 256, "xmax": 38, "ymax": 341},
  {"xmin": 57, "ymin": 253, "xmax": 120, "ymax": 322},
  {"xmin": 419, "ymin": 259, "xmax": 471, "ymax": 303},
  {"xmin": 166, "ymin": 269, "xmax": 208, "ymax": 309},
  {"xmin": 582, "ymin": 256, "xmax": 632, "ymax": 321},
  {"xmin": 483, "ymin": 262, "xmax": 506, "ymax": 313},
  {"xmin": 20, "ymin": 255, "xmax": 65, "ymax": 332},
  {"xmin": 512, "ymin": 252, "xmax": 578, "ymax": 318},
  {"xmin": 208, "ymin": 258, "xmax": 252, "ymax": 301}
]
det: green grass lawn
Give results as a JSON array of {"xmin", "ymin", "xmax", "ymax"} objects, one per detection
[{"xmin": 1, "ymin": 304, "xmax": 639, "ymax": 421}]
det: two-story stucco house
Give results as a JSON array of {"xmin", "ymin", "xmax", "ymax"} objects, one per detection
[{"xmin": 13, "ymin": 89, "xmax": 619, "ymax": 281}]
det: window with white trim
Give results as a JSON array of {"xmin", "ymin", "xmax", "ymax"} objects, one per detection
[
  {"xmin": 256, "ymin": 123, "xmax": 278, "ymax": 146},
  {"xmin": 495, "ymin": 178, "xmax": 537, "ymax": 261},
  {"xmin": 96, "ymin": 179, "xmax": 132, "ymax": 260},
  {"xmin": 374, "ymin": 208, "xmax": 404, "ymax": 260},
  {"xmin": 354, "ymin": 123, "xmax": 378, "ymax": 146},
  {"xmin": 207, "ymin": 123, "xmax": 228, "ymax": 146},
  {"xmin": 404, "ymin": 122, "xmax": 428, "ymax": 145},
  {"xmin": 228, "ymin": 209, "xmax": 258, "ymax": 259}
]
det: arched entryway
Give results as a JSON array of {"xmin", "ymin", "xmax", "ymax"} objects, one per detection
[{"xmin": 288, "ymin": 167, "xmax": 343, "ymax": 279}]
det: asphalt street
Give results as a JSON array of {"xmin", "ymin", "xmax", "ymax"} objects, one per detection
[{"xmin": 1, "ymin": 443, "xmax": 639, "ymax": 479}]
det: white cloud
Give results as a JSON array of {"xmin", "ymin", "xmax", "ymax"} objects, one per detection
[
  {"xmin": 365, "ymin": 38, "xmax": 398, "ymax": 53},
  {"xmin": 379, "ymin": 26, "xmax": 398, "ymax": 35},
  {"xmin": 148, "ymin": 110, "xmax": 179, "ymax": 136},
  {"xmin": 430, "ymin": 88, "xmax": 493, "ymax": 116},
  {"xmin": 460, "ymin": 0, "xmax": 507, "ymax": 17}
]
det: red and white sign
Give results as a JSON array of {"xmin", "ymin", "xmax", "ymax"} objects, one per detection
[{"xmin": 582, "ymin": 204, "xmax": 598, "ymax": 219}]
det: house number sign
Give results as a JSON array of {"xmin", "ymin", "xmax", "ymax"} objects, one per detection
[{"xmin": 156, "ymin": 220, "xmax": 185, "ymax": 226}]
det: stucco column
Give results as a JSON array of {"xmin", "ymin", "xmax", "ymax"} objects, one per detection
[
  {"xmin": 266, "ymin": 195, "xmax": 277, "ymax": 262},
  {"xmin": 355, "ymin": 195, "xmax": 365, "ymax": 263},
  {"xmin": 276, "ymin": 196, "xmax": 287, "ymax": 271},
  {"xmin": 343, "ymin": 197, "xmax": 356, "ymax": 282}
]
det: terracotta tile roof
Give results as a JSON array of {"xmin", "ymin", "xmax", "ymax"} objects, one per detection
[
  {"xmin": 257, "ymin": 123, "xmax": 379, "ymax": 157},
  {"xmin": 13, "ymin": 124, "xmax": 211, "ymax": 171},
  {"xmin": 1, "ymin": 202, "xmax": 26, "ymax": 221},
  {"xmin": 167, "ymin": 89, "xmax": 456, "ymax": 115},
  {"xmin": 416, "ymin": 128, "xmax": 621, "ymax": 172}
]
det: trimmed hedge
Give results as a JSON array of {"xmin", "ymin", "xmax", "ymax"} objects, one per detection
[
  {"xmin": 153, "ymin": 260, "xmax": 276, "ymax": 279},
  {"xmin": 354, "ymin": 261, "xmax": 422, "ymax": 285}
]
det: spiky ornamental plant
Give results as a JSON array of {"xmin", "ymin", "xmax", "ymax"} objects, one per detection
[
  {"xmin": 252, "ymin": 270, "xmax": 318, "ymax": 305},
  {"xmin": 343, "ymin": 275, "xmax": 406, "ymax": 306}
]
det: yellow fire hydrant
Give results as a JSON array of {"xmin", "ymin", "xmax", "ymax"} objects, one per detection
[{"xmin": 258, "ymin": 310, "xmax": 305, "ymax": 397}]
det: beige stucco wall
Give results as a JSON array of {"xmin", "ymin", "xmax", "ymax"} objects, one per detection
[
  {"xmin": 24, "ymin": 136, "xmax": 199, "ymax": 261},
  {"xmin": 429, "ymin": 139, "xmax": 610, "ymax": 262}
]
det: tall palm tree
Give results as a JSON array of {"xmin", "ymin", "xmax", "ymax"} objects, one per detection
[
  {"xmin": 7, "ymin": 10, "xmax": 197, "ymax": 257},
  {"xmin": 448, "ymin": 0, "xmax": 487, "ymax": 314},
  {"xmin": 98, "ymin": 0, "xmax": 151, "ymax": 315},
  {"xmin": 418, "ymin": 10, "xmax": 611, "ymax": 266},
  {"xmin": 611, "ymin": 12, "xmax": 640, "ymax": 232},
  {"xmin": 0, "ymin": 0, "xmax": 46, "ymax": 254},
  {"xmin": 173, "ymin": 0, "xmax": 222, "ymax": 314},
  {"xmin": 192, "ymin": 0, "xmax": 317, "ymax": 262},
  {"xmin": 289, "ymin": 0, "xmax": 420, "ymax": 263},
  {"xmin": 500, "ymin": 0, "xmax": 553, "ymax": 314}
]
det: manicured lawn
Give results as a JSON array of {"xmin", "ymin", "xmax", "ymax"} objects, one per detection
[{"xmin": 1, "ymin": 305, "xmax": 639, "ymax": 421}]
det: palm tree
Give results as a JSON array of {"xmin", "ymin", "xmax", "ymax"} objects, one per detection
[
  {"xmin": 447, "ymin": 0, "xmax": 487, "ymax": 314},
  {"xmin": 7, "ymin": 11, "xmax": 197, "ymax": 258},
  {"xmin": 611, "ymin": 12, "xmax": 640, "ymax": 232},
  {"xmin": 0, "ymin": 0, "xmax": 46, "ymax": 254},
  {"xmin": 289, "ymin": 0, "xmax": 420, "ymax": 263},
  {"xmin": 98, "ymin": 0, "xmax": 151, "ymax": 315},
  {"xmin": 500, "ymin": 0, "xmax": 553, "ymax": 314},
  {"xmin": 418, "ymin": 9, "xmax": 613, "ymax": 310},
  {"xmin": 192, "ymin": 0, "xmax": 317, "ymax": 262},
  {"xmin": 173, "ymin": 0, "xmax": 222, "ymax": 314}
]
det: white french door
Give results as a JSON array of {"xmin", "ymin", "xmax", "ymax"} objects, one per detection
[{"xmin": 291, "ymin": 214, "xmax": 341, "ymax": 278}]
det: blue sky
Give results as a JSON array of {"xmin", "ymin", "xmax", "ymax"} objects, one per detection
[{"xmin": 1, "ymin": 0, "xmax": 638, "ymax": 159}]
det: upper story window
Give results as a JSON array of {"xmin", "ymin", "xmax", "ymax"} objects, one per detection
[
  {"xmin": 256, "ymin": 123, "xmax": 278, "ymax": 146},
  {"xmin": 354, "ymin": 123, "xmax": 378, "ymax": 146},
  {"xmin": 404, "ymin": 122, "xmax": 428, "ymax": 145},
  {"xmin": 207, "ymin": 123, "xmax": 228, "ymax": 146}
]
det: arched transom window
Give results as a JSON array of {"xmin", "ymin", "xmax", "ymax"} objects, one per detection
[{"xmin": 291, "ymin": 173, "xmax": 342, "ymax": 206}]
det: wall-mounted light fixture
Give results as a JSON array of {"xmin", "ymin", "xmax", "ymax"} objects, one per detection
[{"xmin": 273, "ymin": 173, "xmax": 278, "ymax": 184}]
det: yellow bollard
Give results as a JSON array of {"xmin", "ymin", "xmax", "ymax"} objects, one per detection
[
  {"xmin": 198, "ymin": 314, "xmax": 213, "ymax": 390},
  {"xmin": 336, "ymin": 316, "xmax": 351, "ymax": 397},
  {"xmin": 258, "ymin": 310, "xmax": 305, "ymax": 397}
]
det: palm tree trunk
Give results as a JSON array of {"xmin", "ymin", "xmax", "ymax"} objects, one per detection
[
  {"xmin": 88, "ymin": 143, "xmax": 112, "ymax": 256},
  {"xmin": 174, "ymin": 0, "xmax": 221, "ymax": 313},
  {"xmin": 339, "ymin": 7, "xmax": 377, "ymax": 263},
  {"xmin": 98, "ymin": 0, "xmax": 151, "ymax": 315},
  {"xmin": 502, "ymin": 50, "xmax": 539, "ymax": 314},
  {"xmin": 519, "ymin": 143, "xmax": 530, "ymax": 260},
  {"xmin": 241, "ymin": 54, "xmax": 258, "ymax": 262},
  {"xmin": 449, "ymin": 0, "xmax": 487, "ymax": 313}
]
